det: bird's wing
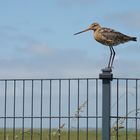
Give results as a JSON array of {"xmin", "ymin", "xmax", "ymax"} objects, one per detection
[
  {"xmin": 99, "ymin": 28, "xmax": 130, "ymax": 44},
  {"xmin": 99, "ymin": 28, "xmax": 121, "ymax": 40}
]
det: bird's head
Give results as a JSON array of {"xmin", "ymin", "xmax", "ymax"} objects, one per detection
[{"xmin": 74, "ymin": 22, "xmax": 101, "ymax": 35}]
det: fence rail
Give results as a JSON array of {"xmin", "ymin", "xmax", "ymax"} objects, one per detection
[{"xmin": 0, "ymin": 72, "xmax": 140, "ymax": 140}]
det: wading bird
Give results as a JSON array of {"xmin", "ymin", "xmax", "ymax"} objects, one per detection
[{"xmin": 74, "ymin": 22, "xmax": 137, "ymax": 68}]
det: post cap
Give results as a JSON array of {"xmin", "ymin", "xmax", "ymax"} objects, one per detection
[{"xmin": 99, "ymin": 67, "xmax": 113, "ymax": 80}]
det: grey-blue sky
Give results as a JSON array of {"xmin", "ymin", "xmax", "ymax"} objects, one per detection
[
  {"xmin": 0, "ymin": 1, "xmax": 140, "ymax": 129},
  {"xmin": 0, "ymin": 0, "xmax": 139, "ymax": 78}
]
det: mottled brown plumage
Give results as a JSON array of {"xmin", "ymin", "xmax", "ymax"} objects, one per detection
[{"xmin": 74, "ymin": 22, "xmax": 137, "ymax": 68}]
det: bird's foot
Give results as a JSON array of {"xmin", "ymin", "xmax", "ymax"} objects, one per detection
[
  {"xmin": 107, "ymin": 67, "xmax": 112, "ymax": 71},
  {"xmin": 107, "ymin": 65, "xmax": 114, "ymax": 70},
  {"xmin": 102, "ymin": 67, "xmax": 112, "ymax": 72}
]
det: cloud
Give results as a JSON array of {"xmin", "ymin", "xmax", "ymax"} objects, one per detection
[
  {"xmin": 113, "ymin": 58, "xmax": 140, "ymax": 78},
  {"xmin": 0, "ymin": 25, "xmax": 18, "ymax": 32},
  {"xmin": 0, "ymin": 45, "xmax": 102, "ymax": 78},
  {"xmin": 19, "ymin": 43, "xmax": 52, "ymax": 56},
  {"xmin": 0, "ymin": 24, "xmax": 53, "ymax": 48},
  {"xmin": 105, "ymin": 11, "xmax": 140, "ymax": 29},
  {"xmin": 0, "ymin": 25, "xmax": 40, "ymax": 47},
  {"xmin": 0, "ymin": 42, "xmax": 140, "ymax": 79}
]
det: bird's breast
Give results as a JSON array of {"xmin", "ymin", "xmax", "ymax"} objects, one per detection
[
  {"xmin": 94, "ymin": 31, "xmax": 107, "ymax": 46},
  {"xmin": 94, "ymin": 31, "xmax": 101, "ymax": 41}
]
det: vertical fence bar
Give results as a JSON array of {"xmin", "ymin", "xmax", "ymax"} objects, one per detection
[
  {"xmin": 59, "ymin": 80, "xmax": 61, "ymax": 140},
  {"xmin": 4, "ymin": 80, "xmax": 7, "ymax": 140},
  {"xmin": 13, "ymin": 80, "xmax": 16, "ymax": 140},
  {"xmin": 31, "ymin": 80, "xmax": 34, "ymax": 140},
  {"xmin": 99, "ymin": 68, "xmax": 113, "ymax": 140},
  {"xmin": 126, "ymin": 80, "xmax": 128, "ymax": 140},
  {"xmin": 77, "ymin": 79, "xmax": 80, "ymax": 140},
  {"xmin": 135, "ymin": 80, "xmax": 138, "ymax": 140},
  {"xmin": 49, "ymin": 80, "xmax": 52, "ymax": 140},
  {"xmin": 116, "ymin": 79, "xmax": 119, "ymax": 140},
  {"xmin": 40, "ymin": 80, "xmax": 43, "ymax": 140},
  {"xmin": 22, "ymin": 80, "xmax": 25, "ymax": 140},
  {"xmin": 68, "ymin": 80, "xmax": 70, "ymax": 140},
  {"xmin": 96, "ymin": 79, "xmax": 98, "ymax": 140},
  {"xmin": 86, "ymin": 79, "xmax": 89, "ymax": 140}
]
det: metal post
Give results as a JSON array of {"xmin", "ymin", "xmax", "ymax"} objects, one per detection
[{"xmin": 99, "ymin": 67, "xmax": 113, "ymax": 140}]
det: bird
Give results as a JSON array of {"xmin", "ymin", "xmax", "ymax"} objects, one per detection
[{"xmin": 74, "ymin": 22, "xmax": 137, "ymax": 68}]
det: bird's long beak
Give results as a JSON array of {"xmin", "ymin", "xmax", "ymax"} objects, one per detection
[{"xmin": 74, "ymin": 28, "xmax": 91, "ymax": 35}]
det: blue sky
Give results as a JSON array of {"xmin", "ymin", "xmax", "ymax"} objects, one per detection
[
  {"xmin": 0, "ymin": 1, "xmax": 140, "ymax": 130},
  {"xmin": 0, "ymin": 0, "xmax": 140, "ymax": 78}
]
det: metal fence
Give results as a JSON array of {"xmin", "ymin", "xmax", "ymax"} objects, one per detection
[
  {"xmin": 0, "ymin": 71, "xmax": 139, "ymax": 140},
  {"xmin": 110, "ymin": 78, "xmax": 140, "ymax": 140}
]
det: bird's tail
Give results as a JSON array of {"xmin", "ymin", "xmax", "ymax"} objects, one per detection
[{"xmin": 131, "ymin": 37, "xmax": 137, "ymax": 41}]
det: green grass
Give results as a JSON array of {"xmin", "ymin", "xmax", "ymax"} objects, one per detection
[{"xmin": 0, "ymin": 129, "xmax": 139, "ymax": 140}]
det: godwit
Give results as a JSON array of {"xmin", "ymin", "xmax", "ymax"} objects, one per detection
[{"xmin": 74, "ymin": 22, "xmax": 137, "ymax": 68}]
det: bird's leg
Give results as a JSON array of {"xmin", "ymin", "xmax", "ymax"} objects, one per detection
[
  {"xmin": 108, "ymin": 46, "xmax": 113, "ymax": 68},
  {"xmin": 110, "ymin": 47, "xmax": 115, "ymax": 68}
]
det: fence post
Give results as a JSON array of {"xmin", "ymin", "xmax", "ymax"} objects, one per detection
[{"xmin": 99, "ymin": 68, "xmax": 113, "ymax": 140}]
